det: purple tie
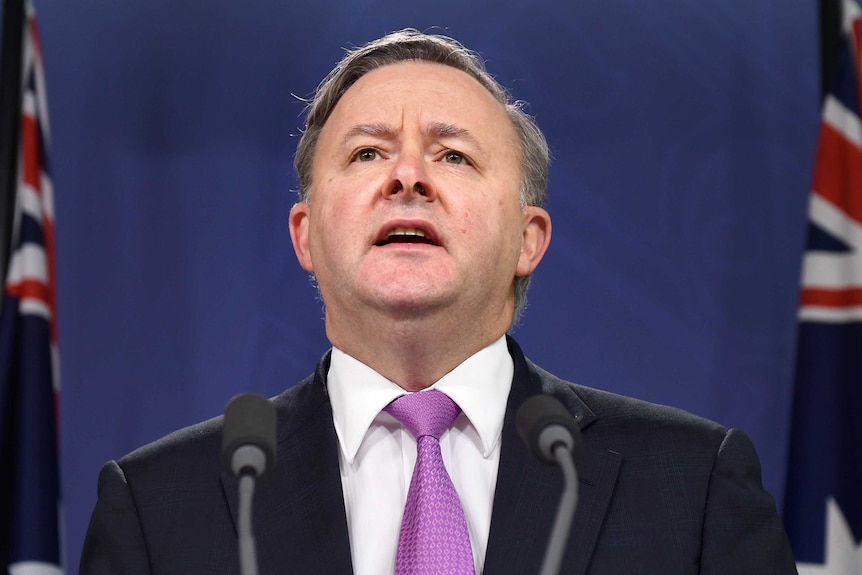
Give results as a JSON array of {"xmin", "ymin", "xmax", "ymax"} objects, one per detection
[{"xmin": 385, "ymin": 390, "xmax": 476, "ymax": 575}]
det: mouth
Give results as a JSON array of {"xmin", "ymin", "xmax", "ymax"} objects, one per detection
[{"xmin": 375, "ymin": 226, "xmax": 440, "ymax": 247}]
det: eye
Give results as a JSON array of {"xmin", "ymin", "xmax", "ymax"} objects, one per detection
[
  {"xmin": 443, "ymin": 151, "xmax": 468, "ymax": 165},
  {"xmin": 353, "ymin": 148, "xmax": 379, "ymax": 162}
]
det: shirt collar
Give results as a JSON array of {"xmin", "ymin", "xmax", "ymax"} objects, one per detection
[{"xmin": 328, "ymin": 336, "xmax": 513, "ymax": 464}]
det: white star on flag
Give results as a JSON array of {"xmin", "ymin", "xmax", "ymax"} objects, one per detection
[{"xmin": 797, "ymin": 499, "xmax": 862, "ymax": 574}]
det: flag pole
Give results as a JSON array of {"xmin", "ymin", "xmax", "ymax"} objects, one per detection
[
  {"xmin": 0, "ymin": 1, "xmax": 25, "ymax": 570},
  {"xmin": 0, "ymin": 0, "xmax": 26, "ymax": 287},
  {"xmin": 820, "ymin": 0, "xmax": 841, "ymax": 100}
]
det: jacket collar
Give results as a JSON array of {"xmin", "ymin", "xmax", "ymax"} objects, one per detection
[{"xmin": 483, "ymin": 336, "xmax": 621, "ymax": 575}]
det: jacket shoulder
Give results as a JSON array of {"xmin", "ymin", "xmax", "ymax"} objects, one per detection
[
  {"xmin": 117, "ymin": 371, "xmax": 320, "ymax": 478},
  {"xmin": 529, "ymin": 360, "xmax": 730, "ymax": 457}
]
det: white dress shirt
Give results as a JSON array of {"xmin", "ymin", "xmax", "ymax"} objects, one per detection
[{"xmin": 327, "ymin": 336, "xmax": 513, "ymax": 575}]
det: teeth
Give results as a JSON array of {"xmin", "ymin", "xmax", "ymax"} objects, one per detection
[{"xmin": 387, "ymin": 227, "xmax": 427, "ymax": 239}]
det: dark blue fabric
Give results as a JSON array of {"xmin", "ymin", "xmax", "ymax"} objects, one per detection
[
  {"xmin": 784, "ymin": 322, "xmax": 862, "ymax": 562},
  {"xmin": 22, "ymin": 1, "xmax": 819, "ymax": 570},
  {"xmin": 0, "ymin": 298, "xmax": 61, "ymax": 565}
]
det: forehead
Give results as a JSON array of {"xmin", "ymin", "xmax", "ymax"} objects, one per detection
[{"xmin": 320, "ymin": 61, "xmax": 518, "ymax": 146}]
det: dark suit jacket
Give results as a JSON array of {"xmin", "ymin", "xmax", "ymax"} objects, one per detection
[{"xmin": 80, "ymin": 338, "xmax": 797, "ymax": 574}]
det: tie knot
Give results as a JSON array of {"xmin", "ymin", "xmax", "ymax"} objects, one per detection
[{"xmin": 385, "ymin": 389, "xmax": 461, "ymax": 440}]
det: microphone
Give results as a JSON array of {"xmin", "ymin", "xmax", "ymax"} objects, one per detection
[
  {"xmin": 222, "ymin": 393, "xmax": 277, "ymax": 575},
  {"xmin": 516, "ymin": 395, "xmax": 582, "ymax": 575}
]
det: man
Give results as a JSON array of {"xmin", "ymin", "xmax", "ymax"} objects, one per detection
[{"xmin": 81, "ymin": 29, "xmax": 797, "ymax": 574}]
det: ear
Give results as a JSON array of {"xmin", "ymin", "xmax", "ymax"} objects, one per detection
[
  {"xmin": 289, "ymin": 202, "xmax": 314, "ymax": 273},
  {"xmin": 515, "ymin": 206, "xmax": 551, "ymax": 277}
]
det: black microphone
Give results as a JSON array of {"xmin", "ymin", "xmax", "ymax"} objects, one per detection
[
  {"xmin": 222, "ymin": 393, "xmax": 277, "ymax": 575},
  {"xmin": 516, "ymin": 395, "xmax": 582, "ymax": 575}
]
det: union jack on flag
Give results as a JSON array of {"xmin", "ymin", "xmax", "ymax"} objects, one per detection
[
  {"xmin": 0, "ymin": 0, "xmax": 63, "ymax": 573},
  {"xmin": 783, "ymin": 0, "xmax": 862, "ymax": 572}
]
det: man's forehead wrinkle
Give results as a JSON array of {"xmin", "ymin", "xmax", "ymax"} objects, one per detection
[
  {"xmin": 339, "ymin": 119, "xmax": 488, "ymax": 152},
  {"xmin": 342, "ymin": 123, "xmax": 397, "ymax": 146},
  {"xmin": 426, "ymin": 122, "xmax": 487, "ymax": 154}
]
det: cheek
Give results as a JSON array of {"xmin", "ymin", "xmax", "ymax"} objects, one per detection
[
  {"xmin": 308, "ymin": 205, "xmax": 347, "ymax": 258},
  {"xmin": 455, "ymin": 197, "xmax": 519, "ymax": 243},
  {"xmin": 458, "ymin": 211, "xmax": 472, "ymax": 236}
]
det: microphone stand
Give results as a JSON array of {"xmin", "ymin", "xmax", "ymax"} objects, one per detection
[
  {"xmin": 238, "ymin": 473, "xmax": 260, "ymax": 575},
  {"xmin": 222, "ymin": 393, "xmax": 276, "ymax": 575},
  {"xmin": 540, "ymin": 443, "xmax": 579, "ymax": 575},
  {"xmin": 515, "ymin": 395, "xmax": 582, "ymax": 575}
]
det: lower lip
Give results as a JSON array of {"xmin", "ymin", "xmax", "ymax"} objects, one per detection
[{"xmin": 375, "ymin": 242, "xmax": 441, "ymax": 251}]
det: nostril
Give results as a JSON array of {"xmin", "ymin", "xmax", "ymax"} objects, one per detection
[{"xmin": 387, "ymin": 180, "xmax": 430, "ymax": 199}]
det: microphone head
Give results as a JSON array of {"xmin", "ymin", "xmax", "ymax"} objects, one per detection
[
  {"xmin": 516, "ymin": 395, "xmax": 582, "ymax": 465},
  {"xmin": 221, "ymin": 393, "xmax": 277, "ymax": 477}
]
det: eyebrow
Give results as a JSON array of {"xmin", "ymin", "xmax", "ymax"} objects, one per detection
[
  {"xmin": 342, "ymin": 123, "xmax": 395, "ymax": 145},
  {"xmin": 426, "ymin": 122, "xmax": 486, "ymax": 154},
  {"xmin": 341, "ymin": 121, "xmax": 487, "ymax": 154}
]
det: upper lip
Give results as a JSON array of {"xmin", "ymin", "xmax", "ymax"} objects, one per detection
[{"xmin": 374, "ymin": 220, "xmax": 442, "ymax": 246}]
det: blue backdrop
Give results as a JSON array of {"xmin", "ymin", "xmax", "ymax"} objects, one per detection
[{"xmin": 30, "ymin": 1, "xmax": 819, "ymax": 571}]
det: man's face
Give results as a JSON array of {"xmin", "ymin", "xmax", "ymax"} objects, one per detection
[{"xmin": 290, "ymin": 61, "xmax": 549, "ymax": 334}]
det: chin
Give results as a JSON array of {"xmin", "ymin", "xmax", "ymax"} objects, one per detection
[{"xmin": 368, "ymin": 291, "xmax": 455, "ymax": 318}]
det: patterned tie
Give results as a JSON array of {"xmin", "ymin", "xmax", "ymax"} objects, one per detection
[{"xmin": 385, "ymin": 389, "xmax": 476, "ymax": 575}]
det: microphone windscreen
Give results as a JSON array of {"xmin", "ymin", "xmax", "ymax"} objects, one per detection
[
  {"xmin": 221, "ymin": 393, "xmax": 277, "ymax": 476},
  {"xmin": 516, "ymin": 395, "xmax": 581, "ymax": 464}
]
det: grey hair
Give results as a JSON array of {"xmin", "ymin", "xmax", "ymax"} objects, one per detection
[{"xmin": 294, "ymin": 28, "xmax": 550, "ymax": 324}]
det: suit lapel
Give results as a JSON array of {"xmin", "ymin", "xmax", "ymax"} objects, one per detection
[
  {"xmin": 483, "ymin": 338, "xmax": 622, "ymax": 575},
  {"xmin": 222, "ymin": 354, "xmax": 354, "ymax": 574},
  {"xmin": 218, "ymin": 342, "xmax": 622, "ymax": 575}
]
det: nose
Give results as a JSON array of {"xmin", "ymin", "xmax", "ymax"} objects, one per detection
[
  {"xmin": 383, "ymin": 151, "xmax": 436, "ymax": 201},
  {"xmin": 389, "ymin": 181, "xmax": 428, "ymax": 197}
]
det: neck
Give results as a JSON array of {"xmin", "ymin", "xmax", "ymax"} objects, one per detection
[{"xmin": 326, "ymin": 309, "xmax": 511, "ymax": 391}]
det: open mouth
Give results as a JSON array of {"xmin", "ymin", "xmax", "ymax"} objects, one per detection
[{"xmin": 375, "ymin": 226, "xmax": 439, "ymax": 247}]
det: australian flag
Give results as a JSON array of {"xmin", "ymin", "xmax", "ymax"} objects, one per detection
[
  {"xmin": 0, "ymin": 0, "xmax": 63, "ymax": 573},
  {"xmin": 782, "ymin": 0, "xmax": 862, "ymax": 571}
]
